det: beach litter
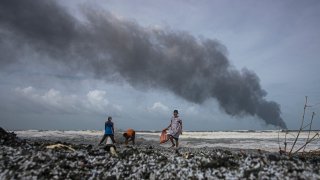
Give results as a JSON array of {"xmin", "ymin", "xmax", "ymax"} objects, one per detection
[{"xmin": 46, "ymin": 143, "xmax": 76, "ymax": 152}]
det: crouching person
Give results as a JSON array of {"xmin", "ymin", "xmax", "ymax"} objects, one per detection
[{"xmin": 123, "ymin": 128, "xmax": 135, "ymax": 145}]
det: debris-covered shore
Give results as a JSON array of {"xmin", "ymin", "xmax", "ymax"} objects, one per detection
[{"xmin": 1, "ymin": 127, "xmax": 320, "ymax": 179}]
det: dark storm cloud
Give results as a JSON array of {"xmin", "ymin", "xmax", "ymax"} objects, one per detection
[{"xmin": 0, "ymin": 0, "xmax": 286, "ymax": 128}]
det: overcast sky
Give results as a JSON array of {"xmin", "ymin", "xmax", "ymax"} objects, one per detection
[{"xmin": 1, "ymin": 0, "xmax": 320, "ymax": 131}]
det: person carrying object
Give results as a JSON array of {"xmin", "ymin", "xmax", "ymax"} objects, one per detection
[{"xmin": 163, "ymin": 110, "xmax": 183, "ymax": 148}]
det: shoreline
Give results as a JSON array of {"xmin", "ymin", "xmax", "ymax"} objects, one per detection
[
  {"xmin": 1, "ymin": 128, "xmax": 320, "ymax": 179},
  {"xmin": 13, "ymin": 129, "xmax": 320, "ymax": 153}
]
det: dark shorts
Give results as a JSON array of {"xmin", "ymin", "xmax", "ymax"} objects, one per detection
[{"xmin": 169, "ymin": 135, "xmax": 179, "ymax": 141}]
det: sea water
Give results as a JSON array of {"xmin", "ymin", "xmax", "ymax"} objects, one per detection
[{"xmin": 15, "ymin": 130, "xmax": 320, "ymax": 152}]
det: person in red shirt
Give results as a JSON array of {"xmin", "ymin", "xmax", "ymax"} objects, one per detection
[{"xmin": 123, "ymin": 128, "xmax": 135, "ymax": 145}]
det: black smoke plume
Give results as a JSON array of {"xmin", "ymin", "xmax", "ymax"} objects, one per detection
[{"xmin": 0, "ymin": 0, "xmax": 287, "ymax": 128}]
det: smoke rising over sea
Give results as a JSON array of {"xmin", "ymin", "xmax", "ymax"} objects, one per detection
[{"xmin": 0, "ymin": 0, "xmax": 286, "ymax": 128}]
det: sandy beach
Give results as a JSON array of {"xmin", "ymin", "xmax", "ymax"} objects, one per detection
[{"xmin": 1, "ymin": 127, "xmax": 320, "ymax": 179}]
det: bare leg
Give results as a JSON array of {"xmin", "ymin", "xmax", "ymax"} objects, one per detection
[
  {"xmin": 168, "ymin": 135, "xmax": 175, "ymax": 147},
  {"xmin": 175, "ymin": 139, "xmax": 179, "ymax": 148}
]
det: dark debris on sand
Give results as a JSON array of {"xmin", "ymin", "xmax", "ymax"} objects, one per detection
[{"xmin": 1, "ymin": 127, "xmax": 320, "ymax": 179}]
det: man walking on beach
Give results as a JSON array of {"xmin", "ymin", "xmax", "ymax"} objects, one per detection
[
  {"xmin": 163, "ymin": 110, "xmax": 183, "ymax": 148},
  {"xmin": 99, "ymin": 116, "xmax": 116, "ymax": 145}
]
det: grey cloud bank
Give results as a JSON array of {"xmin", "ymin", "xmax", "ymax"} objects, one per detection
[
  {"xmin": 0, "ymin": 0, "xmax": 289, "ymax": 128},
  {"xmin": 0, "ymin": 1, "xmax": 286, "ymax": 128}
]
